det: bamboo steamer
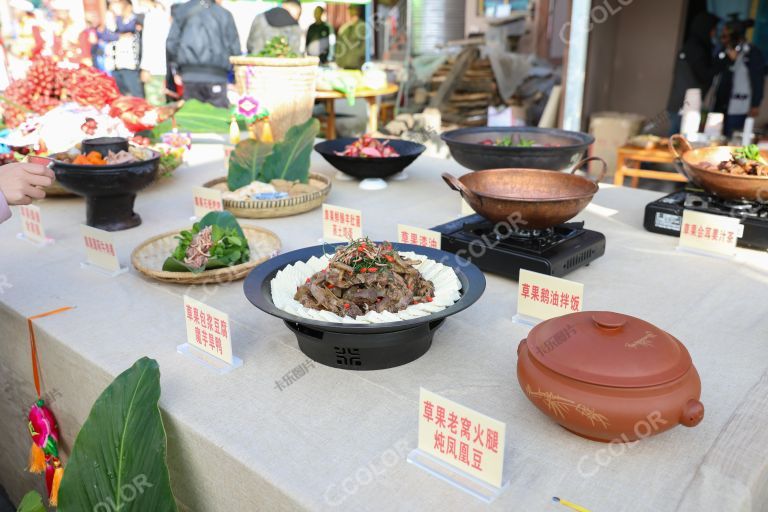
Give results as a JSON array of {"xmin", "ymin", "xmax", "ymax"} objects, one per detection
[{"xmin": 230, "ymin": 56, "xmax": 319, "ymax": 141}]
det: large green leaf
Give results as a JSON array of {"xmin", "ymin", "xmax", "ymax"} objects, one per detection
[
  {"xmin": 227, "ymin": 139, "xmax": 274, "ymax": 191},
  {"xmin": 57, "ymin": 358, "xmax": 177, "ymax": 512},
  {"xmin": 151, "ymin": 99, "xmax": 233, "ymax": 136},
  {"xmin": 161, "ymin": 211, "xmax": 248, "ymax": 273},
  {"xmin": 261, "ymin": 118, "xmax": 319, "ymax": 183},
  {"xmin": 16, "ymin": 491, "xmax": 45, "ymax": 512}
]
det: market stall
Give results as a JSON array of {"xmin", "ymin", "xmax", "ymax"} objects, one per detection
[{"xmin": 0, "ymin": 144, "xmax": 767, "ymax": 511}]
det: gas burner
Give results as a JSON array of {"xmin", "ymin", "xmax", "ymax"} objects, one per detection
[
  {"xmin": 645, "ymin": 191, "xmax": 768, "ymax": 250},
  {"xmin": 431, "ymin": 215, "xmax": 605, "ymax": 280}
]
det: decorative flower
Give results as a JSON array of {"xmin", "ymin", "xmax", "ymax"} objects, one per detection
[{"xmin": 237, "ymin": 96, "xmax": 260, "ymax": 118}]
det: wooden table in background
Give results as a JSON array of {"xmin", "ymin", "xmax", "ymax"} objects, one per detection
[
  {"xmin": 614, "ymin": 144, "xmax": 688, "ymax": 187},
  {"xmin": 315, "ymin": 83, "xmax": 399, "ymax": 139}
]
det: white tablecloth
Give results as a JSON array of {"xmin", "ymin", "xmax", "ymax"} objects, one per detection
[{"xmin": 1, "ymin": 145, "xmax": 767, "ymax": 512}]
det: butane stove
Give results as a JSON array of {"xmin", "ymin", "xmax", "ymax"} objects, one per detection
[
  {"xmin": 644, "ymin": 190, "xmax": 768, "ymax": 250},
  {"xmin": 431, "ymin": 214, "xmax": 606, "ymax": 280}
]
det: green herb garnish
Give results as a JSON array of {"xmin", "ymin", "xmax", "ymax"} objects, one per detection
[
  {"xmin": 732, "ymin": 144, "xmax": 766, "ymax": 165},
  {"xmin": 255, "ymin": 36, "xmax": 298, "ymax": 58}
]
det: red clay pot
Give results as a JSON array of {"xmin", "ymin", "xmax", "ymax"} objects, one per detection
[{"xmin": 517, "ymin": 311, "xmax": 704, "ymax": 442}]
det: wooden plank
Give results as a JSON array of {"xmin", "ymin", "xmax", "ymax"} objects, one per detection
[{"xmin": 428, "ymin": 46, "xmax": 479, "ymax": 110}]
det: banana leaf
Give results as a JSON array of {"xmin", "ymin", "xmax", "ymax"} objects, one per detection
[
  {"xmin": 151, "ymin": 99, "xmax": 234, "ymax": 136},
  {"xmin": 227, "ymin": 139, "xmax": 274, "ymax": 191},
  {"xmin": 260, "ymin": 117, "xmax": 319, "ymax": 184},
  {"xmin": 162, "ymin": 211, "xmax": 249, "ymax": 273},
  {"xmin": 16, "ymin": 491, "xmax": 45, "ymax": 512},
  {"xmin": 57, "ymin": 358, "xmax": 177, "ymax": 512}
]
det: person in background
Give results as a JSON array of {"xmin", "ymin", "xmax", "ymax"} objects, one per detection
[
  {"xmin": 0, "ymin": 162, "xmax": 54, "ymax": 224},
  {"xmin": 100, "ymin": 0, "xmax": 144, "ymax": 97},
  {"xmin": 666, "ymin": 12, "xmax": 719, "ymax": 135},
  {"xmin": 306, "ymin": 6, "xmax": 333, "ymax": 64},
  {"xmin": 77, "ymin": 12, "xmax": 100, "ymax": 66},
  {"xmin": 335, "ymin": 4, "xmax": 366, "ymax": 70},
  {"xmin": 166, "ymin": 0, "xmax": 240, "ymax": 108},
  {"xmin": 713, "ymin": 17, "xmax": 766, "ymax": 137},
  {"xmin": 246, "ymin": 0, "xmax": 302, "ymax": 55},
  {"xmin": 138, "ymin": 0, "xmax": 170, "ymax": 105}
]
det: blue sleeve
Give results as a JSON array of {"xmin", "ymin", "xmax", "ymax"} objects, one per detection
[
  {"xmin": 98, "ymin": 29, "xmax": 119, "ymax": 42},
  {"xmin": 115, "ymin": 16, "xmax": 139, "ymax": 33}
]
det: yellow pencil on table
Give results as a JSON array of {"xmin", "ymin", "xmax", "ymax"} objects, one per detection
[{"xmin": 553, "ymin": 496, "xmax": 592, "ymax": 512}]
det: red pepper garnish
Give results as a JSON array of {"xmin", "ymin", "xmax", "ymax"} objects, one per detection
[
  {"xmin": 305, "ymin": 278, "xmax": 310, "ymax": 284},
  {"xmin": 327, "ymin": 283, "xmax": 335, "ymax": 289},
  {"xmin": 359, "ymin": 268, "xmax": 367, "ymax": 273},
  {"xmin": 368, "ymin": 267, "xmax": 377, "ymax": 272},
  {"xmin": 344, "ymin": 303, "xmax": 350, "ymax": 309},
  {"xmin": 427, "ymin": 296, "xmax": 433, "ymax": 302}
]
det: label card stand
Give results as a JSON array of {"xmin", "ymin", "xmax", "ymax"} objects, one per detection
[
  {"xmin": 17, "ymin": 233, "xmax": 54, "ymax": 246},
  {"xmin": 511, "ymin": 313, "xmax": 539, "ymax": 327},
  {"xmin": 79, "ymin": 261, "xmax": 129, "ymax": 277},
  {"xmin": 407, "ymin": 449, "xmax": 509, "ymax": 504},
  {"xmin": 177, "ymin": 343, "xmax": 243, "ymax": 375}
]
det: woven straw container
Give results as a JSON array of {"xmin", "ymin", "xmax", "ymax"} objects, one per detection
[
  {"xmin": 204, "ymin": 173, "xmax": 331, "ymax": 219},
  {"xmin": 230, "ymin": 56, "xmax": 319, "ymax": 141},
  {"xmin": 131, "ymin": 225, "xmax": 281, "ymax": 284}
]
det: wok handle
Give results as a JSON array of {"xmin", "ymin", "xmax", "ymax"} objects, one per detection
[
  {"xmin": 668, "ymin": 134, "xmax": 693, "ymax": 160},
  {"xmin": 570, "ymin": 156, "xmax": 607, "ymax": 184},
  {"xmin": 442, "ymin": 173, "xmax": 481, "ymax": 205}
]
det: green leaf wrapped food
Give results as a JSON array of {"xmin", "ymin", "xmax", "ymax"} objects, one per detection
[{"xmin": 162, "ymin": 211, "xmax": 250, "ymax": 273}]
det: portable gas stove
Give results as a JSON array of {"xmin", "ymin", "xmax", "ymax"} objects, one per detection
[
  {"xmin": 644, "ymin": 190, "xmax": 768, "ymax": 250},
  {"xmin": 432, "ymin": 214, "xmax": 606, "ymax": 280}
]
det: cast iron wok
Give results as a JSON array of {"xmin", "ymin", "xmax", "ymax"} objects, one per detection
[
  {"xmin": 442, "ymin": 157, "xmax": 606, "ymax": 229},
  {"xmin": 441, "ymin": 126, "xmax": 594, "ymax": 171},
  {"xmin": 314, "ymin": 138, "xmax": 426, "ymax": 179},
  {"xmin": 243, "ymin": 243, "xmax": 485, "ymax": 334},
  {"xmin": 669, "ymin": 134, "xmax": 768, "ymax": 201}
]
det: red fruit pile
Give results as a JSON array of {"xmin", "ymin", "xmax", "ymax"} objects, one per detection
[{"xmin": 2, "ymin": 58, "xmax": 120, "ymax": 128}]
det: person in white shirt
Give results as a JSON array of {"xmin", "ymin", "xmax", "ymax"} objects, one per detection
[{"xmin": 138, "ymin": 0, "xmax": 171, "ymax": 105}]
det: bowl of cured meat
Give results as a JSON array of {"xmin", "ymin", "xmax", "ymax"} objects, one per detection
[
  {"xmin": 243, "ymin": 238, "xmax": 485, "ymax": 370},
  {"xmin": 51, "ymin": 137, "xmax": 160, "ymax": 231},
  {"xmin": 314, "ymin": 136, "xmax": 426, "ymax": 180},
  {"xmin": 441, "ymin": 126, "xmax": 594, "ymax": 171},
  {"xmin": 670, "ymin": 135, "xmax": 768, "ymax": 201}
]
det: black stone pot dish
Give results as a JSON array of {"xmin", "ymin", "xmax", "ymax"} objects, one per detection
[
  {"xmin": 441, "ymin": 126, "xmax": 594, "ymax": 171},
  {"xmin": 51, "ymin": 148, "xmax": 160, "ymax": 231},
  {"xmin": 314, "ymin": 138, "xmax": 426, "ymax": 180},
  {"xmin": 243, "ymin": 243, "xmax": 486, "ymax": 370}
]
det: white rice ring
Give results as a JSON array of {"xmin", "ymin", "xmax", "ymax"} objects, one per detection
[{"xmin": 270, "ymin": 251, "xmax": 461, "ymax": 324}]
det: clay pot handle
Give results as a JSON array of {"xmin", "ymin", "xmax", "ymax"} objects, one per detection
[
  {"xmin": 680, "ymin": 398, "xmax": 704, "ymax": 427},
  {"xmin": 570, "ymin": 156, "xmax": 607, "ymax": 184},
  {"xmin": 442, "ymin": 172, "xmax": 481, "ymax": 206},
  {"xmin": 668, "ymin": 134, "xmax": 693, "ymax": 160}
]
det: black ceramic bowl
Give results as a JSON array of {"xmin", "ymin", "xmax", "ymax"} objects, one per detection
[
  {"xmin": 314, "ymin": 138, "xmax": 426, "ymax": 179},
  {"xmin": 441, "ymin": 126, "xmax": 594, "ymax": 171},
  {"xmin": 51, "ymin": 149, "xmax": 160, "ymax": 231},
  {"xmin": 244, "ymin": 243, "xmax": 486, "ymax": 370},
  {"xmin": 82, "ymin": 136, "xmax": 129, "ymax": 156}
]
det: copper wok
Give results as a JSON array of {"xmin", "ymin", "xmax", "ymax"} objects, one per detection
[
  {"xmin": 442, "ymin": 157, "xmax": 606, "ymax": 230},
  {"xmin": 669, "ymin": 134, "xmax": 768, "ymax": 201}
]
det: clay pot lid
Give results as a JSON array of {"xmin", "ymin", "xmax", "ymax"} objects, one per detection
[{"xmin": 526, "ymin": 311, "xmax": 692, "ymax": 388}]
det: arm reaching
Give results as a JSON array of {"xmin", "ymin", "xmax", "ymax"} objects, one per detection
[{"xmin": 0, "ymin": 163, "xmax": 55, "ymax": 222}]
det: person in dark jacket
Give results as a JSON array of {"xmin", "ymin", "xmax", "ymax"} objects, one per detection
[
  {"xmin": 666, "ymin": 12, "xmax": 719, "ymax": 134},
  {"xmin": 713, "ymin": 17, "xmax": 766, "ymax": 137},
  {"xmin": 166, "ymin": 0, "xmax": 240, "ymax": 108}
]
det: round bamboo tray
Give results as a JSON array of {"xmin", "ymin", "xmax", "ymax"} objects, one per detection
[
  {"xmin": 203, "ymin": 173, "xmax": 331, "ymax": 219},
  {"xmin": 131, "ymin": 225, "xmax": 281, "ymax": 284},
  {"xmin": 230, "ymin": 55, "xmax": 319, "ymax": 141}
]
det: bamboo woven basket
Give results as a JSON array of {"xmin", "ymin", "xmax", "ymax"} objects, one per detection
[
  {"xmin": 131, "ymin": 225, "xmax": 281, "ymax": 284},
  {"xmin": 230, "ymin": 56, "xmax": 319, "ymax": 141},
  {"xmin": 203, "ymin": 173, "xmax": 331, "ymax": 219}
]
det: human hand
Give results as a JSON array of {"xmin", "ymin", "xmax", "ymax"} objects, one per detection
[
  {"xmin": 726, "ymin": 47, "xmax": 738, "ymax": 61},
  {"xmin": 173, "ymin": 74, "xmax": 183, "ymax": 86},
  {"xmin": 0, "ymin": 162, "xmax": 55, "ymax": 205},
  {"xmin": 140, "ymin": 69, "xmax": 151, "ymax": 83},
  {"xmin": 748, "ymin": 107, "xmax": 760, "ymax": 118}
]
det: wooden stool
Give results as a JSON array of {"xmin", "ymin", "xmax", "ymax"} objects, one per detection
[{"xmin": 614, "ymin": 145, "xmax": 688, "ymax": 187}]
